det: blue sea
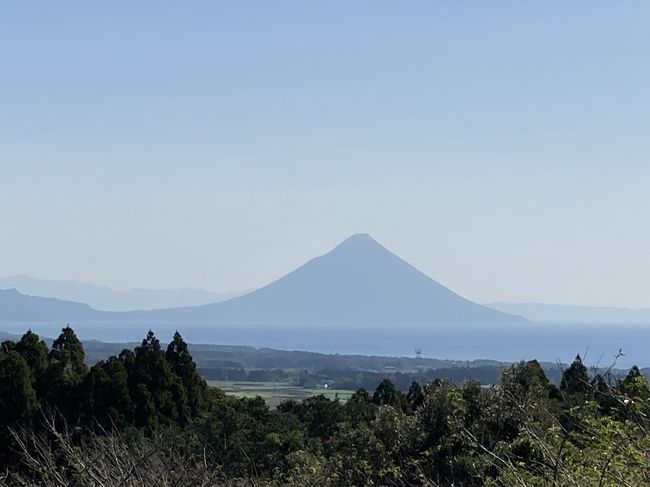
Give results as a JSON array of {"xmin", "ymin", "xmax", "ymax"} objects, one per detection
[{"xmin": 2, "ymin": 321, "xmax": 647, "ymax": 368}]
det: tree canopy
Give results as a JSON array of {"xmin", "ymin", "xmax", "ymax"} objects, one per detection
[{"xmin": 1, "ymin": 326, "xmax": 649, "ymax": 487}]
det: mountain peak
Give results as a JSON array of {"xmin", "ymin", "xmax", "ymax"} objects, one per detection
[
  {"xmin": 333, "ymin": 233, "xmax": 382, "ymax": 252},
  {"xmin": 0, "ymin": 235, "xmax": 527, "ymax": 325},
  {"xmin": 135, "ymin": 234, "xmax": 526, "ymax": 325},
  {"xmin": 347, "ymin": 232, "xmax": 374, "ymax": 241}
]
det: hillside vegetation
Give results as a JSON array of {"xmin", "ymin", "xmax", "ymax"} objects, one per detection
[{"xmin": 1, "ymin": 327, "xmax": 649, "ymax": 486}]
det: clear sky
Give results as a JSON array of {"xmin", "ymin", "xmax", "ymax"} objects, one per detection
[{"xmin": 1, "ymin": 2, "xmax": 649, "ymax": 307}]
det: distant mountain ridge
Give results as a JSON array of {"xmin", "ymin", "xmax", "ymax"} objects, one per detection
[
  {"xmin": 0, "ymin": 274, "xmax": 247, "ymax": 311},
  {"xmin": 487, "ymin": 301, "xmax": 650, "ymax": 324},
  {"xmin": 0, "ymin": 288, "xmax": 107, "ymax": 322},
  {"xmin": 0, "ymin": 234, "xmax": 525, "ymax": 325}
]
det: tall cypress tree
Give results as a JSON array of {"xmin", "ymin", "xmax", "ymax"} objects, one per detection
[
  {"xmin": 165, "ymin": 331, "xmax": 209, "ymax": 417},
  {"xmin": 619, "ymin": 366, "xmax": 650, "ymax": 401},
  {"xmin": 0, "ymin": 349, "xmax": 39, "ymax": 464},
  {"xmin": 560, "ymin": 355, "xmax": 590, "ymax": 395},
  {"xmin": 15, "ymin": 330, "xmax": 49, "ymax": 394},
  {"xmin": 49, "ymin": 325, "xmax": 88, "ymax": 377},
  {"xmin": 344, "ymin": 387, "xmax": 375, "ymax": 423},
  {"xmin": 406, "ymin": 381, "xmax": 424, "ymax": 411},
  {"xmin": 0, "ymin": 350, "xmax": 38, "ymax": 425},
  {"xmin": 129, "ymin": 331, "xmax": 189, "ymax": 429},
  {"xmin": 593, "ymin": 374, "xmax": 618, "ymax": 414},
  {"xmin": 373, "ymin": 379, "xmax": 408, "ymax": 411},
  {"xmin": 512, "ymin": 360, "xmax": 549, "ymax": 392},
  {"xmin": 81, "ymin": 356, "xmax": 135, "ymax": 428},
  {"xmin": 43, "ymin": 326, "xmax": 88, "ymax": 419}
]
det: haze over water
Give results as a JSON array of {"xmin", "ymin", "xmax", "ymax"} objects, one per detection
[{"xmin": 1, "ymin": 321, "xmax": 644, "ymax": 369}]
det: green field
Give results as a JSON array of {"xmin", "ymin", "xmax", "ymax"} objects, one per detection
[{"xmin": 207, "ymin": 380, "xmax": 354, "ymax": 407}]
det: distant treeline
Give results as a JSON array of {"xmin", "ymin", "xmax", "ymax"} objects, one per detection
[
  {"xmin": 8, "ymin": 331, "xmax": 620, "ymax": 386},
  {"xmin": 198, "ymin": 364, "xmax": 565, "ymax": 389},
  {"xmin": 2, "ymin": 326, "xmax": 650, "ymax": 486},
  {"xmin": 79, "ymin": 339, "xmax": 507, "ymax": 374}
]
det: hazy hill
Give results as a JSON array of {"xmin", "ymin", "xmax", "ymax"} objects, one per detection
[
  {"xmin": 0, "ymin": 274, "xmax": 246, "ymax": 311},
  {"xmin": 0, "ymin": 288, "xmax": 109, "ymax": 322},
  {"xmin": 487, "ymin": 301, "xmax": 650, "ymax": 324},
  {"xmin": 131, "ymin": 234, "xmax": 525, "ymax": 325}
]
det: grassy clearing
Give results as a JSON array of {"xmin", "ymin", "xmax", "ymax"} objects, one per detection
[{"xmin": 207, "ymin": 380, "xmax": 354, "ymax": 407}]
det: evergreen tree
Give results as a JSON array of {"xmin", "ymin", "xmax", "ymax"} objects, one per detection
[
  {"xmin": 49, "ymin": 325, "xmax": 88, "ymax": 377},
  {"xmin": 129, "ymin": 330, "xmax": 189, "ymax": 429},
  {"xmin": 418, "ymin": 379, "xmax": 457, "ymax": 450},
  {"xmin": 406, "ymin": 381, "xmax": 424, "ymax": 411},
  {"xmin": 15, "ymin": 330, "xmax": 49, "ymax": 393},
  {"xmin": 43, "ymin": 326, "xmax": 88, "ymax": 417},
  {"xmin": 165, "ymin": 331, "xmax": 209, "ymax": 416},
  {"xmin": 344, "ymin": 387, "xmax": 376, "ymax": 423},
  {"xmin": 373, "ymin": 379, "xmax": 408, "ymax": 411},
  {"xmin": 81, "ymin": 356, "xmax": 135, "ymax": 428},
  {"xmin": 277, "ymin": 398, "xmax": 299, "ymax": 413},
  {"xmin": 294, "ymin": 395, "xmax": 343, "ymax": 439},
  {"xmin": 593, "ymin": 373, "xmax": 618, "ymax": 414},
  {"xmin": 619, "ymin": 366, "xmax": 650, "ymax": 401},
  {"xmin": 560, "ymin": 354, "xmax": 590, "ymax": 396},
  {"xmin": 0, "ymin": 350, "xmax": 38, "ymax": 425},
  {"xmin": 0, "ymin": 349, "xmax": 40, "ymax": 464},
  {"xmin": 504, "ymin": 360, "xmax": 550, "ymax": 394}
]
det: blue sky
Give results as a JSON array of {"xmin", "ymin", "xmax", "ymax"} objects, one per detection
[{"xmin": 1, "ymin": 2, "xmax": 649, "ymax": 306}]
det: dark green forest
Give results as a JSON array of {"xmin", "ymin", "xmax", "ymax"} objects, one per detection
[{"xmin": 1, "ymin": 327, "xmax": 649, "ymax": 486}]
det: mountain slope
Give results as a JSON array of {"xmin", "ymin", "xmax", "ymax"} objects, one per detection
[
  {"xmin": 132, "ymin": 234, "xmax": 525, "ymax": 325},
  {"xmin": 0, "ymin": 235, "xmax": 525, "ymax": 325},
  {"xmin": 0, "ymin": 275, "xmax": 246, "ymax": 311},
  {"xmin": 0, "ymin": 288, "xmax": 109, "ymax": 322},
  {"xmin": 487, "ymin": 301, "xmax": 650, "ymax": 324}
]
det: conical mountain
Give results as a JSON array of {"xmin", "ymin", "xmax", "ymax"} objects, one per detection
[{"xmin": 135, "ymin": 234, "xmax": 525, "ymax": 325}]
